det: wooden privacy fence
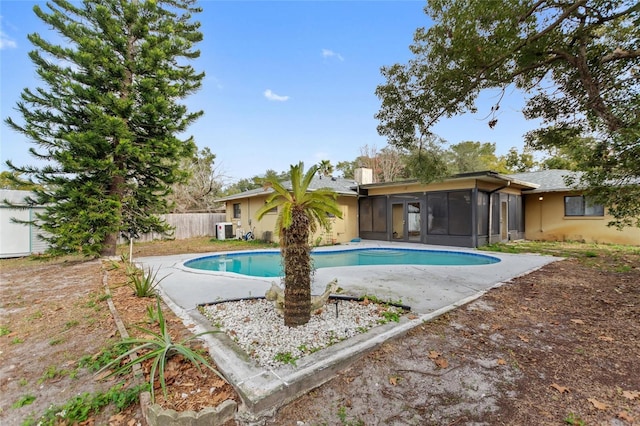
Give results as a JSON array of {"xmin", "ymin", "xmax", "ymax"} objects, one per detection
[{"xmin": 120, "ymin": 213, "xmax": 227, "ymax": 243}]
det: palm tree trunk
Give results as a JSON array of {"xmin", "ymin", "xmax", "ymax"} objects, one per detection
[{"xmin": 282, "ymin": 208, "xmax": 312, "ymax": 327}]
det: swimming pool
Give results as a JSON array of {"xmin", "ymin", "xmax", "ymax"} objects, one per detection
[{"xmin": 184, "ymin": 248, "xmax": 500, "ymax": 277}]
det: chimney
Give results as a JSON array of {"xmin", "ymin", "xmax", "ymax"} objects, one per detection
[{"xmin": 354, "ymin": 168, "xmax": 373, "ymax": 185}]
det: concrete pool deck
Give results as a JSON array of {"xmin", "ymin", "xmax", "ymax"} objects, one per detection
[{"xmin": 137, "ymin": 241, "xmax": 559, "ymax": 420}]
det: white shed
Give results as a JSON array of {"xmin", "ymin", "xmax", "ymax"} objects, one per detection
[{"xmin": 0, "ymin": 190, "xmax": 49, "ymax": 258}]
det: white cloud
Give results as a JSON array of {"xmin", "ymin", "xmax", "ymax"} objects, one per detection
[
  {"xmin": 208, "ymin": 75, "xmax": 224, "ymax": 90},
  {"xmin": 0, "ymin": 15, "xmax": 17, "ymax": 50},
  {"xmin": 322, "ymin": 48, "xmax": 344, "ymax": 61},
  {"xmin": 0, "ymin": 31, "xmax": 17, "ymax": 50},
  {"xmin": 264, "ymin": 89, "xmax": 289, "ymax": 102}
]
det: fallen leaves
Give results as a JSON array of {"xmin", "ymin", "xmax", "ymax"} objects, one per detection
[
  {"xmin": 108, "ymin": 413, "xmax": 126, "ymax": 424},
  {"xmin": 621, "ymin": 390, "xmax": 639, "ymax": 400},
  {"xmin": 618, "ymin": 411, "xmax": 635, "ymax": 423},
  {"xmin": 427, "ymin": 350, "xmax": 449, "ymax": 369},
  {"xmin": 587, "ymin": 398, "xmax": 609, "ymax": 410},
  {"xmin": 389, "ymin": 375, "xmax": 402, "ymax": 386},
  {"xmin": 435, "ymin": 358, "xmax": 449, "ymax": 369},
  {"xmin": 550, "ymin": 383, "xmax": 570, "ymax": 394}
]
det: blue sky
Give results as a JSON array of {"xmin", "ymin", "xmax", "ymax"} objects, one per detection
[{"xmin": 1, "ymin": 1, "xmax": 540, "ymax": 183}]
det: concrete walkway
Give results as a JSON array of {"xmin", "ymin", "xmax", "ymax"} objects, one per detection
[{"xmin": 137, "ymin": 241, "xmax": 559, "ymax": 420}]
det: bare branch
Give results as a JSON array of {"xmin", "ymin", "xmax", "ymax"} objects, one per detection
[{"xmin": 601, "ymin": 48, "xmax": 640, "ymax": 63}]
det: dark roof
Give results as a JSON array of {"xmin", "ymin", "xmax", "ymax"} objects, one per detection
[
  {"xmin": 506, "ymin": 170, "xmax": 581, "ymax": 193},
  {"xmin": 358, "ymin": 170, "xmax": 538, "ymax": 191},
  {"xmin": 216, "ymin": 175, "xmax": 358, "ymax": 202}
]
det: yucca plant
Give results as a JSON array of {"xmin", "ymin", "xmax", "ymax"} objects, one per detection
[
  {"xmin": 127, "ymin": 266, "xmax": 168, "ymax": 298},
  {"xmin": 145, "ymin": 303, "xmax": 159, "ymax": 325},
  {"xmin": 98, "ymin": 298, "xmax": 225, "ymax": 401},
  {"xmin": 121, "ymin": 254, "xmax": 139, "ymax": 276}
]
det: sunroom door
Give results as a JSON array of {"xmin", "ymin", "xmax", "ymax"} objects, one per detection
[
  {"xmin": 391, "ymin": 200, "xmax": 422, "ymax": 242},
  {"xmin": 391, "ymin": 202, "xmax": 405, "ymax": 240}
]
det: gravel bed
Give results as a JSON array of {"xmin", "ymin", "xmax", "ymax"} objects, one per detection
[{"xmin": 201, "ymin": 298, "xmax": 404, "ymax": 369}]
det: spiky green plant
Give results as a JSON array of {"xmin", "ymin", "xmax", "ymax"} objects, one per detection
[
  {"xmin": 98, "ymin": 298, "xmax": 225, "ymax": 401},
  {"xmin": 127, "ymin": 266, "xmax": 168, "ymax": 298}
]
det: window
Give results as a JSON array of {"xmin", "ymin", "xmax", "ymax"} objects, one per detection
[
  {"xmin": 427, "ymin": 193, "xmax": 448, "ymax": 234},
  {"xmin": 233, "ymin": 203, "xmax": 241, "ymax": 218},
  {"xmin": 448, "ymin": 191, "xmax": 472, "ymax": 236},
  {"xmin": 372, "ymin": 197, "xmax": 387, "ymax": 232},
  {"xmin": 477, "ymin": 192, "xmax": 489, "ymax": 236},
  {"xmin": 564, "ymin": 196, "xmax": 604, "ymax": 217},
  {"xmin": 359, "ymin": 199, "xmax": 373, "ymax": 232},
  {"xmin": 359, "ymin": 197, "xmax": 387, "ymax": 233},
  {"xmin": 508, "ymin": 195, "xmax": 518, "ymax": 231}
]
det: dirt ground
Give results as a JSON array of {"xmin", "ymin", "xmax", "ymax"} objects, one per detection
[
  {"xmin": 1, "ymin": 239, "xmax": 639, "ymax": 425},
  {"xmin": 0, "ymin": 249, "xmax": 239, "ymax": 425},
  {"xmin": 269, "ymin": 257, "xmax": 640, "ymax": 425}
]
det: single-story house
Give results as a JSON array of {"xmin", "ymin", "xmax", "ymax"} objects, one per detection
[{"xmin": 217, "ymin": 168, "xmax": 640, "ymax": 247}]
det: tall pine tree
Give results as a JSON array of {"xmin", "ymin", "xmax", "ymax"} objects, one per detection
[{"xmin": 5, "ymin": 0, "xmax": 205, "ymax": 256}]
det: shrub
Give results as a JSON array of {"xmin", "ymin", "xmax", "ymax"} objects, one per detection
[
  {"xmin": 98, "ymin": 298, "xmax": 225, "ymax": 401},
  {"xmin": 127, "ymin": 266, "xmax": 168, "ymax": 298}
]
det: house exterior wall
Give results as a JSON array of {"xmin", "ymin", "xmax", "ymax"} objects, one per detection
[
  {"xmin": 224, "ymin": 194, "xmax": 271, "ymax": 240},
  {"xmin": 523, "ymin": 192, "xmax": 640, "ymax": 245},
  {"xmin": 224, "ymin": 195, "xmax": 357, "ymax": 245}
]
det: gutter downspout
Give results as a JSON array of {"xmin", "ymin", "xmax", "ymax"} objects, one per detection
[
  {"xmin": 487, "ymin": 181, "xmax": 510, "ymax": 244},
  {"xmin": 356, "ymin": 181, "xmax": 359, "ymax": 239}
]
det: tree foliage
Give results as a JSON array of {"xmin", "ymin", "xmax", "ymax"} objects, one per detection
[
  {"xmin": 0, "ymin": 171, "xmax": 40, "ymax": 191},
  {"xmin": 256, "ymin": 162, "xmax": 342, "ymax": 327},
  {"xmin": 223, "ymin": 169, "xmax": 290, "ymax": 195},
  {"xmin": 335, "ymin": 160, "xmax": 356, "ymax": 179},
  {"xmin": 376, "ymin": 0, "xmax": 639, "ymax": 227},
  {"xmin": 4, "ymin": 0, "xmax": 205, "ymax": 255},
  {"xmin": 504, "ymin": 147, "xmax": 538, "ymax": 173},
  {"xmin": 168, "ymin": 147, "xmax": 225, "ymax": 212},
  {"xmin": 317, "ymin": 159, "xmax": 334, "ymax": 177},
  {"xmin": 445, "ymin": 141, "xmax": 507, "ymax": 174}
]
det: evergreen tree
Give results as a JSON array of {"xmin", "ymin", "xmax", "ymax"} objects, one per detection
[{"xmin": 5, "ymin": 0, "xmax": 205, "ymax": 256}]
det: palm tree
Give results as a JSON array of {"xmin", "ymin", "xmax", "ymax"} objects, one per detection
[
  {"xmin": 256, "ymin": 162, "xmax": 343, "ymax": 327},
  {"xmin": 318, "ymin": 159, "xmax": 334, "ymax": 177}
]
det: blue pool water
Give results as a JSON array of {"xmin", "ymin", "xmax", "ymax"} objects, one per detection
[{"xmin": 184, "ymin": 248, "xmax": 500, "ymax": 277}]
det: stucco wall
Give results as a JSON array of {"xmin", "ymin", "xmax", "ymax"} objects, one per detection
[
  {"xmin": 523, "ymin": 192, "xmax": 640, "ymax": 246},
  {"xmin": 225, "ymin": 195, "xmax": 358, "ymax": 245}
]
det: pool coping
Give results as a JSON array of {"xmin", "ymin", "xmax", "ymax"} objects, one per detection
[{"xmin": 138, "ymin": 241, "xmax": 560, "ymax": 421}]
